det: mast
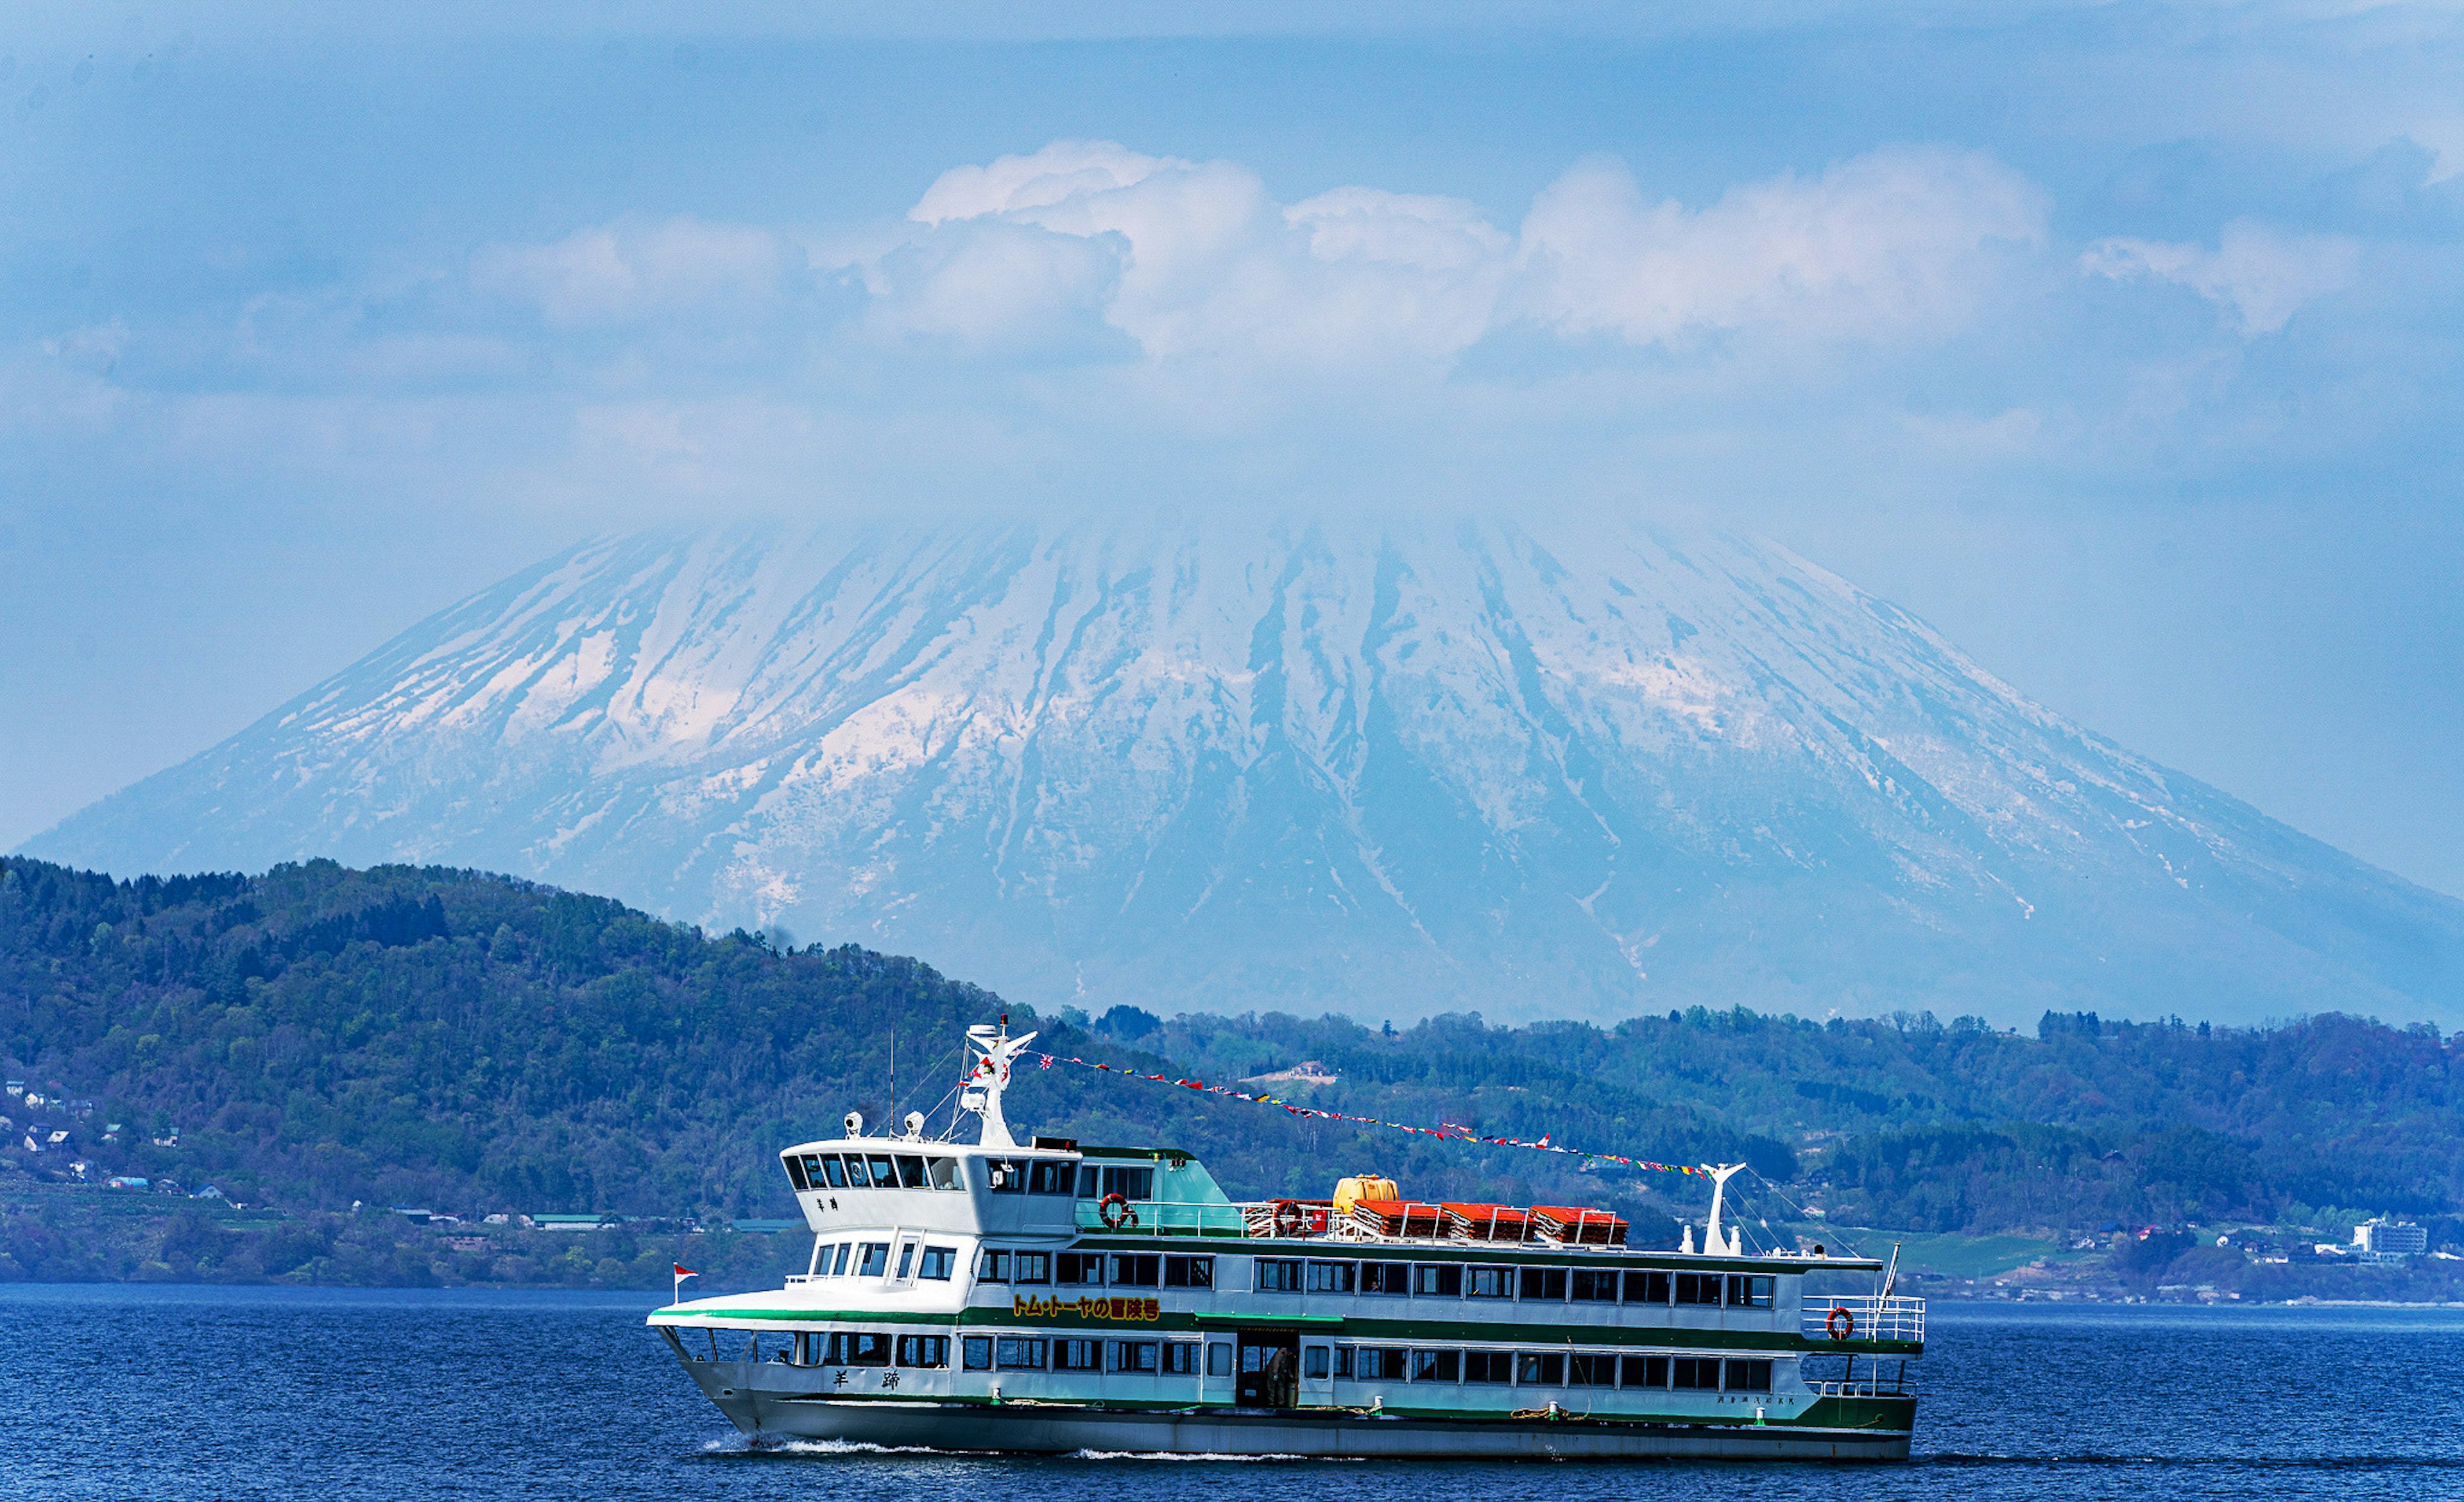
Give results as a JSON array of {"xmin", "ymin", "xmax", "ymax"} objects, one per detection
[
  {"xmin": 1703, "ymin": 1163, "xmax": 1747, "ymax": 1256},
  {"xmin": 961, "ymin": 1015, "xmax": 1039, "ymax": 1150}
]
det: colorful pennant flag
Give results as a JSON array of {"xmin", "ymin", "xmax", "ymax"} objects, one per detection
[{"xmin": 1019, "ymin": 1050, "xmax": 1705, "ymax": 1177}]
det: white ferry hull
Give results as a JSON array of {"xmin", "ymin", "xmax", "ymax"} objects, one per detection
[{"xmin": 685, "ymin": 1362, "xmax": 1913, "ymax": 1462}]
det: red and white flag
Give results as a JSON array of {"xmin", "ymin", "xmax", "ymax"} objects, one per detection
[{"xmin": 672, "ymin": 1263, "xmax": 699, "ymax": 1304}]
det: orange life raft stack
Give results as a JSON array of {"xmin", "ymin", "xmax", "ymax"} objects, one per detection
[
  {"xmin": 1531, "ymin": 1205, "xmax": 1630, "ymax": 1246},
  {"xmin": 1348, "ymin": 1198, "xmax": 1447, "ymax": 1239},
  {"xmin": 1442, "ymin": 1202, "xmax": 1534, "ymax": 1243}
]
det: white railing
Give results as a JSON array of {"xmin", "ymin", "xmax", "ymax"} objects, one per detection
[
  {"xmin": 1072, "ymin": 1198, "xmax": 1250, "ymax": 1236},
  {"xmin": 1801, "ymin": 1295, "xmax": 1924, "ymax": 1345}
]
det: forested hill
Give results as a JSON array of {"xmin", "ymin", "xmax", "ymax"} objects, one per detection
[{"xmin": 4, "ymin": 856, "xmax": 2460, "ymax": 1242}]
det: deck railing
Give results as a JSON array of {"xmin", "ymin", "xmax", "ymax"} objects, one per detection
[
  {"xmin": 1801, "ymin": 1295, "xmax": 1924, "ymax": 1345},
  {"xmin": 1072, "ymin": 1198, "xmax": 1251, "ymax": 1236}
]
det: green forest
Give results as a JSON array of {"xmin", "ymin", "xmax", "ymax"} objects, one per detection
[{"xmin": 5, "ymin": 856, "xmax": 2460, "ymax": 1289}]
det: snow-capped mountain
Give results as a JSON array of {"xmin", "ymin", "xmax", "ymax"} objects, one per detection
[{"xmin": 26, "ymin": 520, "xmax": 2464, "ymax": 1028}]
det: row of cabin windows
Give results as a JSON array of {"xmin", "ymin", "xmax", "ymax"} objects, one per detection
[
  {"xmin": 786, "ymin": 1152, "xmax": 963, "ymax": 1193},
  {"xmin": 979, "ymin": 1250, "xmax": 1215, "ymax": 1288},
  {"xmin": 1253, "ymin": 1261, "xmax": 1774, "ymax": 1309},
  {"xmin": 1326, "ymin": 1347, "xmax": 1774, "ymax": 1393},
  {"xmin": 962, "ymin": 1336, "xmax": 1207, "ymax": 1374},
  {"xmin": 790, "ymin": 1332, "xmax": 950, "ymax": 1368},
  {"xmin": 982, "ymin": 1161, "xmax": 1158, "ymax": 1200},
  {"xmin": 782, "ymin": 1331, "xmax": 1772, "ymax": 1394},
  {"xmin": 808, "ymin": 1239, "xmax": 959, "ymax": 1281},
  {"xmin": 786, "ymin": 1153, "xmax": 1161, "ymax": 1202}
]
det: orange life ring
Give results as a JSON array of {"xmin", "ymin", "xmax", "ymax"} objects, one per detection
[
  {"xmin": 1098, "ymin": 1191, "xmax": 1137, "ymax": 1229},
  {"xmin": 1826, "ymin": 1305, "xmax": 1856, "ymax": 1341},
  {"xmin": 1270, "ymin": 1198, "xmax": 1308, "ymax": 1238}
]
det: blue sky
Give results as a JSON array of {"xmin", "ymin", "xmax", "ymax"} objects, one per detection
[{"xmin": 4, "ymin": 2, "xmax": 2462, "ymax": 895}]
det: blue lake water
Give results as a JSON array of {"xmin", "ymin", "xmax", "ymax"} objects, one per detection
[{"xmin": 6, "ymin": 1285, "xmax": 2460, "ymax": 1500}]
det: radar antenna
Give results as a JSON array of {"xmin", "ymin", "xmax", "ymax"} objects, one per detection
[{"xmin": 961, "ymin": 1015, "xmax": 1038, "ymax": 1150}]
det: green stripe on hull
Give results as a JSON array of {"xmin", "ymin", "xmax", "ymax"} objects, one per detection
[{"xmin": 653, "ymin": 1304, "xmax": 1919, "ymax": 1355}]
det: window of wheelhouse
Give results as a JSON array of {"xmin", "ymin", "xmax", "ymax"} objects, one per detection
[
  {"xmin": 815, "ymin": 1154, "xmax": 847, "ymax": 1187},
  {"xmin": 895, "ymin": 1155, "xmax": 928, "ymax": 1189},
  {"xmin": 867, "ymin": 1153, "xmax": 896, "ymax": 1186},
  {"xmin": 1027, "ymin": 1160, "xmax": 1075, "ymax": 1195},
  {"xmin": 927, "ymin": 1157, "xmax": 959, "ymax": 1190},
  {"xmin": 841, "ymin": 1154, "xmax": 871, "ymax": 1187},
  {"xmin": 986, "ymin": 1158, "xmax": 1027, "ymax": 1193},
  {"xmin": 783, "ymin": 1155, "xmax": 810, "ymax": 1191}
]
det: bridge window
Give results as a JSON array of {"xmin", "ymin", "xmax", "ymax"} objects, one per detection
[
  {"xmin": 1306, "ymin": 1260, "xmax": 1356, "ymax": 1293},
  {"xmin": 927, "ymin": 1157, "xmax": 958, "ymax": 1190},
  {"xmin": 996, "ymin": 1336, "xmax": 1047, "ymax": 1370},
  {"xmin": 1570, "ymin": 1270, "xmax": 1619, "ymax": 1302},
  {"xmin": 1464, "ymin": 1266, "xmax": 1512, "ymax": 1299},
  {"xmin": 866, "ymin": 1153, "xmax": 896, "ymax": 1186},
  {"xmin": 895, "ymin": 1155, "xmax": 927, "ymax": 1189},
  {"xmin": 1725, "ymin": 1275, "xmax": 1775, "ymax": 1309},
  {"xmin": 1413, "ymin": 1264, "xmax": 1463, "ymax": 1297},
  {"xmin": 814, "ymin": 1154, "xmax": 846, "ymax": 1187},
  {"xmin": 1097, "ymin": 1165, "xmax": 1156, "ymax": 1200},
  {"xmin": 1620, "ymin": 1354, "xmax": 1668, "ymax": 1388},
  {"xmin": 1673, "ymin": 1272, "xmax": 1723, "ymax": 1306},
  {"xmin": 1410, "ymin": 1349, "xmax": 1459, "ymax": 1383},
  {"xmin": 1672, "ymin": 1356, "xmax": 1720, "ymax": 1390},
  {"xmin": 1518, "ymin": 1267, "xmax": 1568, "ymax": 1301},
  {"xmin": 1027, "ymin": 1161, "xmax": 1074, "ymax": 1195},
  {"xmin": 898, "ymin": 1335, "xmax": 948, "ymax": 1368},
  {"xmin": 784, "ymin": 1156, "xmax": 809, "ymax": 1191},
  {"xmin": 1516, "ymin": 1352, "xmax": 1565, "ymax": 1385},
  {"xmin": 1057, "ymin": 1252, "xmax": 1104, "ymax": 1286},
  {"xmin": 1624, "ymin": 1270, "xmax": 1670, "ymax": 1304},
  {"xmin": 919, "ymin": 1245, "xmax": 956, "ymax": 1281},
  {"xmin": 841, "ymin": 1155, "xmax": 871, "ymax": 1187},
  {"xmin": 1724, "ymin": 1358, "xmax": 1773, "ymax": 1392},
  {"xmin": 986, "ymin": 1158, "xmax": 1026, "ymax": 1193},
  {"xmin": 1255, "ymin": 1258, "xmax": 1303, "ymax": 1292},
  {"xmin": 1164, "ymin": 1254, "xmax": 1213, "ymax": 1289},
  {"xmin": 1462, "ymin": 1351, "xmax": 1512, "ymax": 1384}
]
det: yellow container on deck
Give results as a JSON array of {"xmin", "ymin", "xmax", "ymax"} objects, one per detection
[{"xmin": 1333, "ymin": 1174, "xmax": 1399, "ymax": 1216}]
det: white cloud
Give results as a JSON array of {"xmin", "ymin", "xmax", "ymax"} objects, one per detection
[
  {"xmin": 473, "ymin": 216, "xmax": 798, "ymax": 327},
  {"xmin": 2080, "ymin": 220, "xmax": 2361, "ymax": 336},
  {"xmin": 859, "ymin": 139, "xmax": 2047, "ymax": 374},
  {"xmin": 1511, "ymin": 148, "xmax": 2047, "ymax": 345}
]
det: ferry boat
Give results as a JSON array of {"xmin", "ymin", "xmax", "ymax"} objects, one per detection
[{"xmin": 649, "ymin": 1020, "xmax": 1923, "ymax": 1460}]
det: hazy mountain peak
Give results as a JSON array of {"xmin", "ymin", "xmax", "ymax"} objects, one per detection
[{"xmin": 27, "ymin": 519, "xmax": 2463, "ymax": 1028}]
